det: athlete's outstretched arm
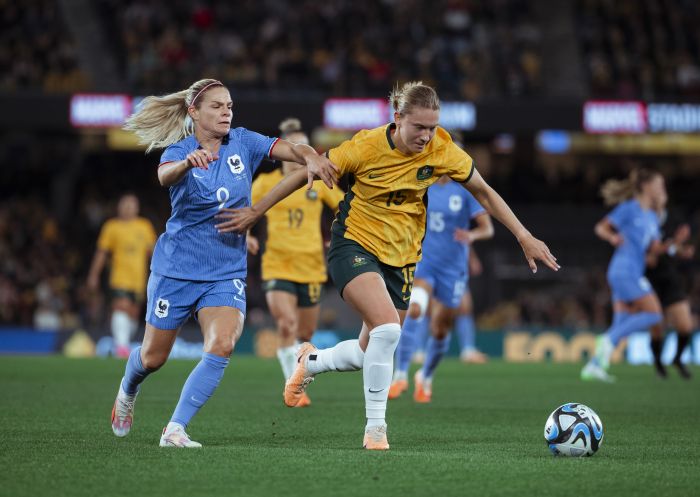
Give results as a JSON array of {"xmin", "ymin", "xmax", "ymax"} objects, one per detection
[
  {"xmin": 270, "ymin": 140, "xmax": 338, "ymax": 189},
  {"xmin": 215, "ymin": 167, "xmax": 309, "ymax": 234},
  {"xmin": 462, "ymin": 169, "xmax": 560, "ymax": 273}
]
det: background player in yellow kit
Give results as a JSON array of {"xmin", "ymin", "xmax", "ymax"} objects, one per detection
[
  {"xmin": 215, "ymin": 81, "xmax": 559, "ymax": 450},
  {"xmin": 247, "ymin": 118, "xmax": 344, "ymax": 406},
  {"xmin": 87, "ymin": 193, "xmax": 156, "ymax": 357}
]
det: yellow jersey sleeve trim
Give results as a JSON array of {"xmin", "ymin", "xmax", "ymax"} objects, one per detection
[
  {"xmin": 461, "ymin": 163, "xmax": 476, "ymax": 184},
  {"xmin": 385, "ymin": 123, "xmax": 397, "ymax": 149}
]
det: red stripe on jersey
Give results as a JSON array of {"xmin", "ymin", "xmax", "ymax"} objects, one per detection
[
  {"xmin": 268, "ymin": 138, "xmax": 280, "ymax": 158},
  {"xmin": 158, "ymin": 161, "xmax": 174, "ymax": 168}
]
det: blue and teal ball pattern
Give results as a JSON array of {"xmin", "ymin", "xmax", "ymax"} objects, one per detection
[{"xmin": 544, "ymin": 403, "xmax": 604, "ymax": 457}]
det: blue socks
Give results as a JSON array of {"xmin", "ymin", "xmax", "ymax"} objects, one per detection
[
  {"xmin": 171, "ymin": 353, "xmax": 230, "ymax": 428},
  {"xmin": 121, "ymin": 346, "xmax": 153, "ymax": 395},
  {"xmin": 414, "ymin": 316, "xmax": 430, "ymax": 354},
  {"xmin": 455, "ymin": 315, "xmax": 476, "ymax": 353},
  {"xmin": 607, "ymin": 311, "xmax": 662, "ymax": 346},
  {"xmin": 422, "ymin": 335, "xmax": 451, "ymax": 379},
  {"xmin": 395, "ymin": 316, "xmax": 422, "ymax": 374}
]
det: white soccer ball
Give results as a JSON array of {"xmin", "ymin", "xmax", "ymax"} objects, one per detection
[{"xmin": 544, "ymin": 403, "xmax": 604, "ymax": 457}]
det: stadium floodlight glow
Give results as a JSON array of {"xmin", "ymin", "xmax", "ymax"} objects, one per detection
[
  {"xmin": 323, "ymin": 98, "xmax": 389, "ymax": 130},
  {"xmin": 583, "ymin": 101, "xmax": 646, "ymax": 134},
  {"xmin": 70, "ymin": 94, "xmax": 133, "ymax": 128}
]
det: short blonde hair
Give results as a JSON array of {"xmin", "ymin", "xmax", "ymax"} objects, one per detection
[
  {"xmin": 123, "ymin": 79, "xmax": 225, "ymax": 152},
  {"xmin": 278, "ymin": 117, "xmax": 303, "ymax": 138},
  {"xmin": 389, "ymin": 81, "xmax": 440, "ymax": 116}
]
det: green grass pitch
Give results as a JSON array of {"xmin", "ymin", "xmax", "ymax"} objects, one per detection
[{"xmin": 1, "ymin": 356, "xmax": 698, "ymax": 497}]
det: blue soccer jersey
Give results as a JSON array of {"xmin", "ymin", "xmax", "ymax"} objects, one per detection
[
  {"xmin": 607, "ymin": 199, "xmax": 660, "ymax": 278},
  {"xmin": 420, "ymin": 180, "xmax": 485, "ymax": 277},
  {"xmin": 151, "ymin": 128, "xmax": 278, "ymax": 281}
]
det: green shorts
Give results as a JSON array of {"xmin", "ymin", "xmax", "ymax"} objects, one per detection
[
  {"xmin": 327, "ymin": 233, "xmax": 415, "ymax": 311},
  {"xmin": 262, "ymin": 279, "xmax": 323, "ymax": 307},
  {"xmin": 110, "ymin": 288, "xmax": 140, "ymax": 304}
]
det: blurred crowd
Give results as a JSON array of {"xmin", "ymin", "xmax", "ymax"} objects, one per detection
[
  {"xmin": 100, "ymin": 0, "xmax": 542, "ymax": 98},
  {"xmin": 0, "ymin": 0, "xmax": 89, "ymax": 93},
  {"xmin": 6, "ymin": 0, "xmax": 700, "ymax": 100},
  {"xmin": 0, "ymin": 198, "xmax": 82, "ymax": 329},
  {"xmin": 577, "ymin": 0, "xmax": 700, "ymax": 99}
]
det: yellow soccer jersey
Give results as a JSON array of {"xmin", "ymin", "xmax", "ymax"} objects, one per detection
[
  {"xmin": 97, "ymin": 217, "xmax": 157, "ymax": 294},
  {"xmin": 252, "ymin": 169, "xmax": 344, "ymax": 283},
  {"xmin": 328, "ymin": 124, "xmax": 474, "ymax": 267}
]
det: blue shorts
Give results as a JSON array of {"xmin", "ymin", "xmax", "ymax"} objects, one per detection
[
  {"xmin": 414, "ymin": 261, "xmax": 467, "ymax": 308},
  {"xmin": 607, "ymin": 272, "xmax": 653, "ymax": 302},
  {"xmin": 145, "ymin": 272, "xmax": 247, "ymax": 330}
]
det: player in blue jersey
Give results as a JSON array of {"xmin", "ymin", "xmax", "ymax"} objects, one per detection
[
  {"xmin": 389, "ymin": 174, "xmax": 493, "ymax": 402},
  {"xmin": 109, "ymin": 78, "xmax": 337, "ymax": 447},
  {"xmin": 581, "ymin": 168, "xmax": 669, "ymax": 382},
  {"xmin": 457, "ymin": 249, "xmax": 490, "ymax": 363}
]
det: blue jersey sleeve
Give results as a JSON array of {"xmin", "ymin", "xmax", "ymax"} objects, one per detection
[
  {"xmin": 465, "ymin": 190, "xmax": 486, "ymax": 219},
  {"xmin": 240, "ymin": 129, "xmax": 278, "ymax": 174},
  {"xmin": 607, "ymin": 201, "xmax": 631, "ymax": 229},
  {"xmin": 159, "ymin": 142, "xmax": 188, "ymax": 165}
]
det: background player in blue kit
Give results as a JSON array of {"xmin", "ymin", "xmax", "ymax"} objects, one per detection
[
  {"xmin": 581, "ymin": 168, "xmax": 668, "ymax": 382},
  {"xmin": 389, "ymin": 174, "xmax": 493, "ymax": 402},
  {"xmin": 456, "ymin": 249, "xmax": 490, "ymax": 363},
  {"xmin": 110, "ymin": 78, "xmax": 337, "ymax": 447}
]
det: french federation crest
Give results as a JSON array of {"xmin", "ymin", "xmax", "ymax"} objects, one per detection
[
  {"xmin": 449, "ymin": 195, "xmax": 462, "ymax": 212},
  {"xmin": 417, "ymin": 165, "xmax": 434, "ymax": 181},
  {"xmin": 155, "ymin": 298, "xmax": 169, "ymax": 318},
  {"xmin": 227, "ymin": 154, "xmax": 245, "ymax": 174}
]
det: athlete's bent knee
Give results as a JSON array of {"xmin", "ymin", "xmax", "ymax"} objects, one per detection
[
  {"xmin": 141, "ymin": 350, "xmax": 168, "ymax": 370},
  {"xmin": 206, "ymin": 335, "xmax": 235, "ymax": 357},
  {"xmin": 276, "ymin": 314, "xmax": 297, "ymax": 339}
]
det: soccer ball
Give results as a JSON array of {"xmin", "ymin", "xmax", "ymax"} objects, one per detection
[{"xmin": 544, "ymin": 403, "xmax": 604, "ymax": 457}]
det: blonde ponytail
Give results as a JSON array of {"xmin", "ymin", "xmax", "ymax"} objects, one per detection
[
  {"xmin": 600, "ymin": 168, "xmax": 659, "ymax": 206},
  {"xmin": 389, "ymin": 81, "xmax": 440, "ymax": 116},
  {"xmin": 124, "ymin": 79, "xmax": 224, "ymax": 152}
]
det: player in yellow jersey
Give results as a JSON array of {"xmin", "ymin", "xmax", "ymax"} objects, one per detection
[
  {"xmin": 247, "ymin": 118, "xmax": 344, "ymax": 407},
  {"xmin": 87, "ymin": 193, "xmax": 156, "ymax": 358},
  {"xmin": 215, "ymin": 81, "xmax": 560, "ymax": 450}
]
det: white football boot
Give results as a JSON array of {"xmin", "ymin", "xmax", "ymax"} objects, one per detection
[
  {"xmin": 111, "ymin": 384, "xmax": 137, "ymax": 437},
  {"xmin": 580, "ymin": 361, "xmax": 616, "ymax": 383},
  {"xmin": 159, "ymin": 424, "xmax": 202, "ymax": 448}
]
